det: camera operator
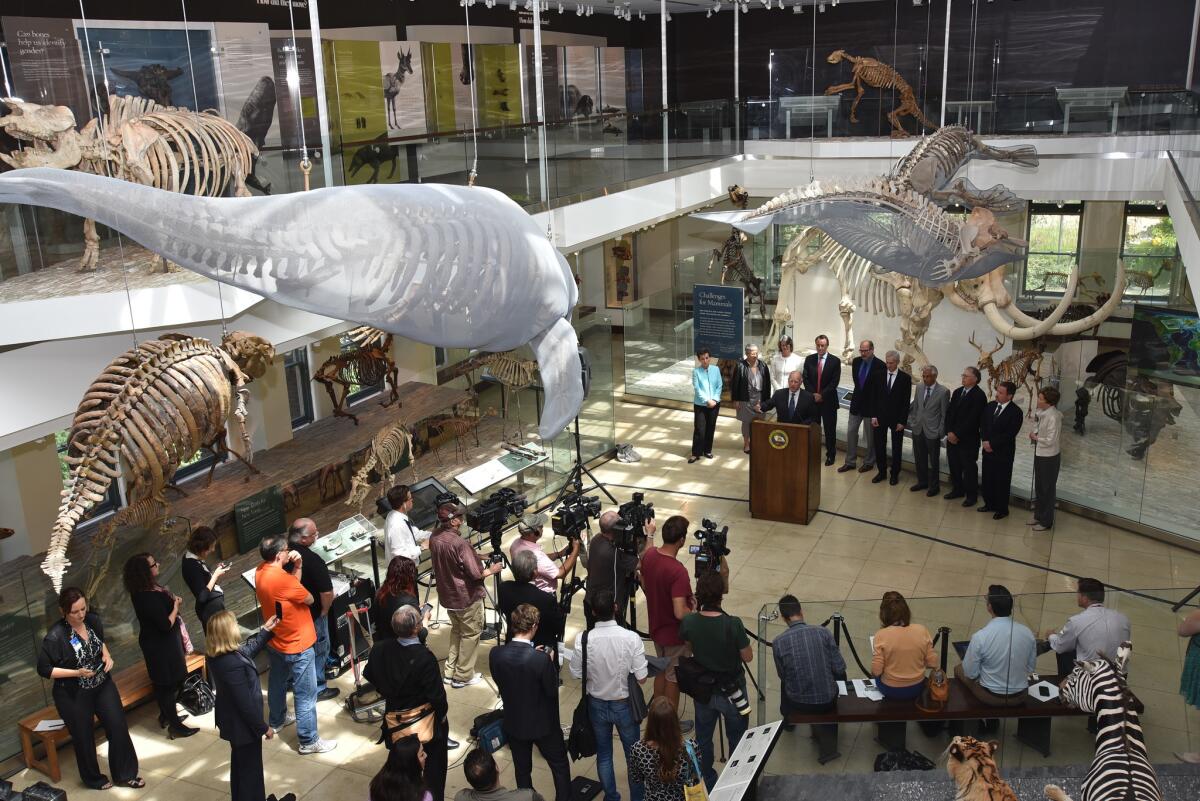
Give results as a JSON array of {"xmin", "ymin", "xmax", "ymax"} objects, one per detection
[
  {"xmin": 383, "ymin": 485, "xmax": 432, "ymax": 565},
  {"xmin": 510, "ymin": 513, "xmax": 581, "ymax": 596},
  {"xmin": 428, "ymin": 502, "xmax": 503, "ymax": 689},
  {"xmin": 640, "ymin": 515, "xmax": 695, "ymax": 715},
  {"xmin": 583, "ymin": 511, "xmax": 650, "ymax": 630}
]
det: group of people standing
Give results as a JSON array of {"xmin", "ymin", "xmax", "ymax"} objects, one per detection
[{"xmin": 697, "ymin": 335, "xmax": 1064, "ymax": 530}]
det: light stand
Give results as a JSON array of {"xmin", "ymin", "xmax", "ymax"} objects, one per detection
[{"xmin": 551, "ymin": 415, "xmax": 617, "ymax": 508}]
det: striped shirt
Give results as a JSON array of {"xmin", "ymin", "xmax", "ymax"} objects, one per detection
[{"xmin": 772, "ymin": 621, "xmax": 846, "ymax": 705}]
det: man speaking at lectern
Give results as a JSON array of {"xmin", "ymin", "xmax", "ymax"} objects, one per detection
[{"xmin": 758, "ymin": 370, "xmax": 818, "ymax": 425}]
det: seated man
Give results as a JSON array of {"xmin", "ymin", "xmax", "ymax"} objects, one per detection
[
  {"xmin": 771, "ymin": 594, "xmax": 845, "ymax": 764},
  {"xmin": 1041, "ymin": 577, "xmax": 1131, "ymax": 675},
  {"xmin": 955, "ymin": 584, "xmax": 1036, "ymax": 707},
  {"xmin": 455, "ymin": 748, "xmax": 544, "ymax": 801}
]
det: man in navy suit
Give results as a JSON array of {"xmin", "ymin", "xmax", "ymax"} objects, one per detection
[
  {"xmin": 944, "ymin": 366, "xmax": 988, "ymax": 506},
  {"xmin": 758, "ymin": 369, "xmax": 819, "ymax": 425},
  {"xmin": 979, "ymin": 381, "xmax": 1024, "ymax": 519},
  {"xmin": 871, "ymin": 351, "xmax": 912, "ymax": 486},
  {"xmin": 489, "ymin": 604, "xmax": 571, "ymax": 801},
  {"xmin": 839, "ymin": 340, "xmax": 886, "ymax": 473},
  {"xmin": 803, "ymin": 334, "xmax": 842, "ymax": 466}
]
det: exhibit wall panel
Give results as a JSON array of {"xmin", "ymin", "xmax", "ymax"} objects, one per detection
[
  {"xmin": 10, "ymin": 436, "xmax": 61, "ymax": 558},
  {"xmin": 0, "ymin": 450, "xmax": 31, "ymax": 562},
  {"xmin": 246, "ymin": 356, "xmax": 295, "ymax": 453},
  {"xmin": 380, "ymin": 40, "xmax": 429, "ymax": 136}
]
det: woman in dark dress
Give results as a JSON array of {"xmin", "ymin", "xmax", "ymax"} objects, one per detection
[
  {"xmin": 123, "ymin": 552, "xmax": 198, "ymax": 738},
  {"xmin": 181, "ymin": 526, "xmax": 229, "ymax": 628},
  {"xmin": 37, "ymin": 587, "xmax": 144, "ymax": 790},
  {"xmin": 374, "ymin": 556, "xmax": 424, "ymax": 643},
  {"xmin": 206, "ymin": 610, "xmax": 278, "ymax": 801}
]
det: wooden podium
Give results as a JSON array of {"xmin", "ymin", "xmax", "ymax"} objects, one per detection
[{"xmin": 749, "ymin": 420, "xmax": 821, "ymax": 524}]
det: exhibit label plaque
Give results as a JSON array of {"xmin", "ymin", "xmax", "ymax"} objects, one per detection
[
  {"xmin": 693, "ymin": 283, "xmax": 744, "ymax": 360},
  {"xmin": 234, "ymin": 485, "xmax": 286, "ymax": 554}
]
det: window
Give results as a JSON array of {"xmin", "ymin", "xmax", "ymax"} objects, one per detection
[
  {"xmin": 343, "ymin": 333, "xmax": 384, "ymax": 405},
  {"xmin": 56, "ymin": 429, "xmax": 121, "ymax": 519},
  {"xmin": 283, "ymin": 346, "xmax": 314, "ymax": 429},
  {"xmin": 1121, "ymin": 204, "xmax": 1179, "ymax": 300},
  {"xmin": 173, "ymin": 445, "xmax": 226, "ymax": 483},
  {"xmin": 1022, "ymin": 203, "xmax": 1083, "ymax": 295}
]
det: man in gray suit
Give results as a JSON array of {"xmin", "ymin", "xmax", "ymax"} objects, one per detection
[{"xmin": 909, "ymin": 365, "xmax": 950, "ymax": 496}]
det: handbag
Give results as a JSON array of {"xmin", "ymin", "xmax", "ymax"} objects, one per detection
[
  {"xmin": 567, "ymin": 631, "xmax": 598, "ymax": 760},
  {"xmin": 627, "ymin": 672, "xmax": 648, "ymax": 723},
  {"xmin": 676, "ymin": 614, "xmax": 738, "ymax": 704},
  {"xmin": 383, "ymin": 702, "xmax": 436, "ymax": 744},
  {"xmin": 682, "ymin": 739, "xmax": 709, "ymax": 801},
  {"xmin": 177, "ymin": 673, "xmax": 215, "ymax": 715},
  {"xmin": 916, "ymin": 668, "xmax": 949, "ymax": 713}
]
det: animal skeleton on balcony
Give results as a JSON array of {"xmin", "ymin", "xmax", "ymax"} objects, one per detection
[
  {"xmin": 969, "ymin": 333, "xmax": 1046, "ymax": 413},
  {"xmin": 825, "ymin": 49, "xmax": 938, "ymax": 138},
  {"xmin": 428, "ymin": 408, "xmax": 498, "ymax": 465},
  {"xmin": 346, "ymin": 417, "xmax": 418, "ymax": 507},
  {"xmin": 710, "ymin": 230, "xmax": 767, "ymax": 319},
  {"xmin": 313, "ymin": 326, "xmax": 400, "ymax": 425},
  {"xmin": 47, "ymin": 331, "xmax": 274, "ymax": 590},
  {"xmin": 0, "ymin": 95, "xmax": 256, "ymax": 271}
]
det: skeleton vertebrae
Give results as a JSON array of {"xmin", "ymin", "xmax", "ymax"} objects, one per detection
[{"xmin": 347, "ymin": 418, "xmax": 417, "ymax": 507}]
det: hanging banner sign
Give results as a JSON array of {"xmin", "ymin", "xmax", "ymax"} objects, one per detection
[{"xmin": 693, "ymin": 283, "xmax": 744, "ymax": 361}]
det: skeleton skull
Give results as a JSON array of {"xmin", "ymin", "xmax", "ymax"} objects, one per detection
[
  {"xmin": 222, "ymin": 332, "xmax": 275, "ymax": 379},
  {"xmin": 0, "ymin": 98, "xmax": 83, "ymax": 170}
]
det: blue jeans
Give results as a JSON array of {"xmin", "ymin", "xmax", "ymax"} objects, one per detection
[
  {"xmin": 694, "ymin": 683, "xmax": 749, "ymax": 790},
  {"xmin": 313, "ymin": 615, "xmax": 331, "ymax": 692},
  {"xmin": 267, "ymin": 646, "xmax": 319, "ymax": 746},
  {"xmin": 588, "ymin": 697, "xmax": 643, "ymax": 801}
]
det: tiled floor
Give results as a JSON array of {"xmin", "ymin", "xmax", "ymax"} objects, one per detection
[{"xmin": 11, "ymin": 400, "xmax": 1200, "ymax": 799}]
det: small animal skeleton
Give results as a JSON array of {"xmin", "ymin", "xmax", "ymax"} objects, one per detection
[
  {"xmin": 346, "ymin": 417, "xmax": 418, "ymax": 507},
  {"xmin": 313, "ymin": 326, "xmax": 400, "ymax": 425},
  {"xmin": 47, "ymin": 331, "xmax": 274, "ymax": 590},
  {"xmin": 728, "ymin": 184, "xmax": 749, "ymax": 209},
  {"xmin": 710, "ymin": 230, "xmax": 767, "ymax": 320},
  {"xmin": 969, "ymin": 333, "xmax": 1046, "ymax": 413},
  {"xmin": 1125, "ymin": 260, "xmax": 1172, "ymax": 295},
  {"xmin": 825, "ymin": 49, "xmax": 937, "ymax": 138},
  {"xmin": 428, "ymin": 408, "xmax": 498, "ymax": 465}
]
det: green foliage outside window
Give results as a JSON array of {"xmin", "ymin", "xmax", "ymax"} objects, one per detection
[{"xmin": 1121, "ymin": 213, "xmax": 1178, "ymax": 298}]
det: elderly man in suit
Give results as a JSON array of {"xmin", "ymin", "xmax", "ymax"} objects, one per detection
[
  {"xmin": 944, "ymin": 366, "xmax": 988, "ymax": 507},
  {"xmin": 803, "ymin": 335, "xmax": 842, "ymax": 466},
  {"xmin": 980, "ymin": 381, "xmax": 1023, "ymax": 520},
  {"xmin": 871, "ymin": 351, "xmax": 912, "ymax": 486},
  {"xmin": 838, "ymin": 340, "xmax": 886, "ymax": 474},
  {"xmin": 909, "ymin": 365, "xmax": 950, "ymax": 496},
  {"xmin": 758, "ymin": 369, "xmax": 819, "ymax": 425}
]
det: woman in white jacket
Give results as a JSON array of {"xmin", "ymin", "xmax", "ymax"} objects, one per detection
[{"xmin": 1029, "ymin": 387, "xmax": 1062, "ymax": 532}]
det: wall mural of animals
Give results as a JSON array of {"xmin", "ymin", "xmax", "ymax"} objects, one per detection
[
  {"xmin": 349, "ymin": 137, "xmax": 401, "ymax": 184},
  {"xmin": 383, "ymin": 49, "xmax": 415, "ymax": 129}
]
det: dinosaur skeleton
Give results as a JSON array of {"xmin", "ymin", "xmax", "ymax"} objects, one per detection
[
  {"xmin": 969, "ymin": 334, "xmax": 1045, "ymax": 413},
  {"xmin": 709, "ymin": 230, "xmax": 767, "ymax": 319},
  {"xmin": 47, "ymin": 331, "xmax": 274, "ymax": 590},
  {"xmin": 825, "ymin": 49, "xmax": 938, "ymax": 138},
  {"xmin": 346, "ymin": 417, "xmax": 418, "ymax": 507},
  {"xmin": 0, "ymin": 95, "xmax": 256, "ymax": 272},
  {"xmin": 313, "ymin": 326, "xmax": 400, "ymax": 425}
]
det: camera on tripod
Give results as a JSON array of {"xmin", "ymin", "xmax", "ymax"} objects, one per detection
[
  {"xmin": 551, "ymin": 491, "xmax": 601, "ymax": 540},
  {"xmin": 688, "ymin": 518, "xmax": 730, "ymax": 578},
  {"xmin": 467, "ymin": 487, "xmax": 527, "ymax": 554},
  {"xmin": 616, "ymin": 492, "xmax": 654, "ymax": 555}
]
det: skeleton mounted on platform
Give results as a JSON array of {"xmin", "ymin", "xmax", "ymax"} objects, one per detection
[
  {"xmin": 969, "ymin": 333, "xmax": 1046, "ymax": 414},
  {"xmin": 313, "ymin": 326, "xmax": 400, "ymax": 425}
]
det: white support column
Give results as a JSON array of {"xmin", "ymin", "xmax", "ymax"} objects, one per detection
[
  {"xmin": 534, "ymin": 0, "xmax": 549, "ymax": 204},
  {"xmin": 307, "ymin": 0, "xmax": 335, "ymax": 189},
  {"xmin": 940, "ymin": 0, "xmax": 952, "ymax": 127}
]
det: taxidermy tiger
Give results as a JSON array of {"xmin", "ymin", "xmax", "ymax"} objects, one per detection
[{"xmin": 945, "ymin": 736, "xmax": 1019, "ymax": 801}]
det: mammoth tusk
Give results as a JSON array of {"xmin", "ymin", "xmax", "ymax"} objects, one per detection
[
  {"xmin": 1000, "ymin": 259, "xmax": 1126, "ymax": 337},
  {"xmin": 981, "ymin": 267, "xmax": 1079, "ymax": 340}
]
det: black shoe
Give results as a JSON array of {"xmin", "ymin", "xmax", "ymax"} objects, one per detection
[
  {"xmin": 837, "ymin": 464, "xmax": 856, "ymax": 473},
  {"xmin": 978, "ymin": 506, "xmax": 995, "ymax": 513},
  {"xmin": 159, "ymin": 713, "xmax": 189, "ymax": 729},
  {"xmin": 871, "ymin": 473, "xmax": 886, "ymax": 483},
  {"xmin": 962, "ymin": 498, "xmax": 977, "ymax": 507},
  {"xmin": 447, "ymin": 737, "xmax": 461, "ymax": 750},
  {"xmin": 926, "ymin": 488, "xmax": 940, "ymax": 497},
  {"xmin": 910, "ymin": 484, "xmax": 927, "ymax": 492},
  {"xmin": 889, "ymin": 476, "xmax": 898, "ymax": 486},
  {"xmin": 825, "ymin": 457, "xmax": 835, "ymax": 466},
  {"xmin": 167, "ymin": 722, "xmax": 199, "ymax": 739},
  {"xmin": 944, "ymin": 492, "xmax": 963, "ymax": 500},
  {"xmin": 317, "ymin": 687, "xmax": 341, "ymax": 701},
  {"xmin": 704, "ymin": 453, "xmax": 714, "ymax": 459},
  {"xmin": 817, "ymin": 751, "xmax": 842, "ymax": 765},
  {"xmin": 992, "ymin": 512, "xmax": 1008, "ymax": 520}
]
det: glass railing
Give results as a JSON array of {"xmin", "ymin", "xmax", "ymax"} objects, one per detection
[{"xmin": 753, "ymin": 589, "xmax": 1198, "ymax": 775}]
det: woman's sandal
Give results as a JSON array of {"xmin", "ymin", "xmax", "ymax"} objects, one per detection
[{"xmin": 123, "ymin": 778, "xmax": 146, "ymax": 789}]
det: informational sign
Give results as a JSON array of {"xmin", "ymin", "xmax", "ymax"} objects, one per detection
[
  {"xmin": 2, "ymin": 17, "xmax": 93, "ymax": 125},
  {"xmin": 693, "ymin": 284, "xmax": 744, "ymax": 360},
  {"xmin": 234, "ymin": 485, "xmax": 286, "ymax": 554}
]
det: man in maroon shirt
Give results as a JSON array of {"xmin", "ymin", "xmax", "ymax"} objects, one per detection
[
  {"xmin": 428, "ymin": 502, "xmax": 504, "ymax": 688},
  {"xmin": 640, "ymin": 515, "xmax": 695, "ymax": 713}
]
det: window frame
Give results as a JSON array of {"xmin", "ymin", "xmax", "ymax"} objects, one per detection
[
  {"xmin": 1021, "ymin": 202, "xmax": 1084, "ymax": 298},
  {"xmin": 1119, "ymin": 203, "xmax": 1180, "ymax": 303},
  {"xmin": 283, "ymin": 346, "xmax": 315, "ymax": 430}
]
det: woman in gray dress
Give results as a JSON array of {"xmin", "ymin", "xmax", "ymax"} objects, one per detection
[{"xmin": 731, "ymin": 344, "xmax": 770, "ymax": 453}]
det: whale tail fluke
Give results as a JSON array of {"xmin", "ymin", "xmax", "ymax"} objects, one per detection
[{"xmin": 529, "ymin": 317, "xmax": 584, "ymax": 441}]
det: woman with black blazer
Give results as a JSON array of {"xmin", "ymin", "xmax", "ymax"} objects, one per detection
[
  {"xmin": 373, "ymin": 556, "xmax": 423, "ymax": 642},
  {"xmin": 206, "ymin": 610, "xmax": 278, "ymax": 801},
  {"xmin": 181, "ymin": 526, "xmax": 229, "ymax": 628},
  {"xmin": 730, "ymin": 344, "xmax": 771, "ymax": 454},
  {"xmin": 123, "ymin": 552, "xmax": 198, "ymax": 738},
  {"xmin": 37, "ymin": 587, "xmax": 144, "ymax": 790}
]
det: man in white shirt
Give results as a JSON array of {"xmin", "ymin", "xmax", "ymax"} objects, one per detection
[
  {"xmin": 383, "ymin": 485, "xmax": 431, "ymax": 564},
  {"xmin": 571, "ymin": 588, "xmax": 648, "ymax": 801},
  {"xmin": 1041, "ymin": 577, "xmax": 1131, "ymax": 675},
  {"xmin": 510, "ymin": 513, "xmax": 581, "ymax": 596}
]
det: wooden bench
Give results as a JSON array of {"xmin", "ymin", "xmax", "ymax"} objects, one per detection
[
  {"xmin": 786, "ymin": 676, "xmax": 1087, "ymax": 757},
  {"xmin": 19, "ymin": 653, "xmax": 206, "ymax": 781}
]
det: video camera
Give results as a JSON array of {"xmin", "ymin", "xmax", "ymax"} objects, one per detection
[
  {"xmin": 466, "ymin": 488, "xmax": 527, "ymax": 554},
  {"xmin": 615, "ymin": 492, "xmax": 655, "ymax": 555},
  {"xmin": 551, "ymin": 491, "xmax": 601, "ymax": 540},
  {"xmin": 434, "ymin": 490, "xmax": 462, "ymax": 508},
  {"xmin": 688, "ymin": 518, "xmax": 730, "ymax": 578}
]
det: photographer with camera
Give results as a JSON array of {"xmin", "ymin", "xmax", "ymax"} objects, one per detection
[
  {"xmin": 428, "ymin": 502, "xmax": 504, "ymax": 689},
  {"xmin": 510, "ymin": 513, "xmax": 581, "ymax": 596},
  {"xmin": 584, "ymin": 511, "xmax": 650, "ymax": 630},
  {"xmin": 640, "ymin": 515, "xmax": 695, "ymax": 716},
  {"xmin": 383, "ymin": 485, "xmax": 432, "ymax": 565}
]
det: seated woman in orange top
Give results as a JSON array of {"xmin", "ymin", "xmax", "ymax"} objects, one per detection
[{"xmin": 870, "ymin": 591, "xmax": 937, "ymax": 700}]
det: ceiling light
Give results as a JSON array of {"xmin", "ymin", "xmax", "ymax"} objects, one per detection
[
  {"xmin": 818, "ymin": 2, "xmax": 825, "ymax": 10},
  {"xmin": 558, "ymin": 2, "xmax": 564, "ymax": 11},
  {"xmin": 793, "ymin": 2, "xmax": 802, "ymax": 11}
]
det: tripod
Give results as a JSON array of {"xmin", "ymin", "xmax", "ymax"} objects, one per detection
[
  {"xmin": 552, "ymin": 415, "xmax": 617, "ymax": 507},
  {"xmin": 480, "ymin": 525, "xmax": 510, "ymax": 641}
]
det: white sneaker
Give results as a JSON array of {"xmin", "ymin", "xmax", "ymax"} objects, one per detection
[
  {"xmin": 271, "ymin": 712, "xmax": 296, "ymax": 734},
  {"xmin": 443, "ymin": 676, "xmax": 454, "ymax": 685},
  {"xmin": 298, "ymin": 738, "xmax": 338, "ymax": 755},
  {"xmin": 451, "ymin": 673, "xmax": 484, "ymax": 689}
]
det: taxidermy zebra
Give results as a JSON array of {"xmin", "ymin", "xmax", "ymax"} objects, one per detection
[{"xmin": 1044, "ymin": 642, "xmax": 1161, "ymax": 801}]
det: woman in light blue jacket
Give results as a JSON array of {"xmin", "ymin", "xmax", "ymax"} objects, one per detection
[{"xmin": 690, "ymin": 348, "xmax": 723, "ymax": 463}]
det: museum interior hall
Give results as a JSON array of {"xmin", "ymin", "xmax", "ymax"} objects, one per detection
[{"xmin": 2, "ymin": 1, "xmax": 1200, "ymax": 800}]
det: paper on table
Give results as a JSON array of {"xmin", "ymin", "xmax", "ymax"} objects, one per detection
[
  {"xmin": 836, "ymin": 681, "xmax": 849, "ymax": 696},
  {"xmin": 1027, "ymin": 680, "xmax": 1060, "ymax": 702},
  {"xmin": 852, "ymin": 678, "xmax": 884, "ymax": 701},
  {"xmin": 34, "ymin": 719, "xmax": 65, "ymax": 732}
]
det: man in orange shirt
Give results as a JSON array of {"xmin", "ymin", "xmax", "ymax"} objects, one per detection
[{"xmin": 255, "ymin": 534, "xmax": 337, "ymax": 755}]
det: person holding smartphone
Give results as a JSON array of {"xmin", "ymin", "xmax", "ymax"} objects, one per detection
[{"xmin": 182, "ymin": 526, "xmax": 229, "ymax": 628}]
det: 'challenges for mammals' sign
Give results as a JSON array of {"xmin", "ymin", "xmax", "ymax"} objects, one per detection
[{"xmin": 693, "ymin": 283, "xmax": 744, "ymax": 360}]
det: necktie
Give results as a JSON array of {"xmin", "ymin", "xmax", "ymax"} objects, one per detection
[
  {"xmin": 995, "ymin": 404, "xmax": 1002, "ymax": 418},
  {"xmin": 887, "ymin": 372, "xmax": 894, "ymax": 391},
  {"xmin": 925, "ymin": 386, "xmax": 932, "ymax": 403},
  {"xmin": 789, "ymin": 392, "xmax": 796, "ymax": 418},
  {"xmin": 816, "ymin": 356, "xmax": 824, "ymax": 387},
  {"xmin": 858, "ymin": 360, "xmax": 869, "ymax": 386}
]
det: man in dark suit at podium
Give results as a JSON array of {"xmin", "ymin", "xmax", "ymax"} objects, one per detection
[
  {"xmin": 803, "ymin": 335, "xmax": 841, "ymax": 466},
  {"xmin": 758, "ymin": 370, "xmax": 818, "ymax": 425},
  {"xmin": 944, "ymin": 366, "xmax": 988, "ymax": 507},
  {"xmin": 871, "ymin": 351, "xmax": 912, "ymax": 486},
  {"xmin": 979, "ymin": 381, "xmax": 1023, "ymax": 520},
  {"xmin": 839, "ymin": 340, "xmax": 886, "ymax": 474}
]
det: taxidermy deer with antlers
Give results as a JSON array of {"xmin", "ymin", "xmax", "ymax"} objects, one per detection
[{"xmin": 969, "ymin": 333, "xmax": 1045, "ymax": 415}]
